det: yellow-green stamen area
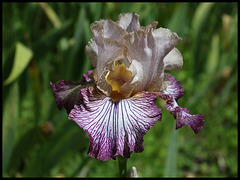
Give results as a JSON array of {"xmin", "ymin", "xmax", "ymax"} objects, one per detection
[{"xmin": 105, "ymin": 61, "xmax": 132, "ymax": 99}]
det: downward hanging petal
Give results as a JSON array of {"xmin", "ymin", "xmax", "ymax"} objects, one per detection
[
  {"xmin": 164, "ymin": 73, "xmax": 184, "ymax": 100},
  {"xmin": 69, "ymin": 87, "xmax": 162, "ymax": 161},
  {"xmin": 50, "ymin": 80, "xmax": 83, "ymax": 114},
  {"xmin": 50, "ymin": 71, "xmax": 94, "ymax": 114},
  {"xmin": 154, "ymin": 73, "xmax": 204, "ymax": 133}
]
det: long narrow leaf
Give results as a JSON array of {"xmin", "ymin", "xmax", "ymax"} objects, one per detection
[
  {"xmin": 38, "ymin": 3, "xmax": 61, "ymax": 28},
  {"xmin": 164, "ymin": 122, "xmax": 178, "ymax": 177},
  {"xmin": 3, "ymin": 82, "xmax": 19, "ymax": 173},
  {"xmin": 4, "ymin": 42, "xmax": 33, "ymax": 86}
]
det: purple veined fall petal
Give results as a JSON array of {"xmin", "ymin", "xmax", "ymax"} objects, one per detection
[
  {"xmin": 68, "ymin": 87, "xmax": 162, "ymax": 161},
  {"xmin": 50, "ymin": 70, "xmax": 94, "ymax": 114},
  {"xmin": 50, "ymin": 80, "xmax": 83, "ymax": 114},
  {"xmin": 163, "ymin": 73, "xmax": 184, "ymax": 100},
  {"xmin": 117, "ymin": 12, "xmax": 140, "ymax": 33},
  {"xmin": 154, "ymin": 73, "xmax": 204, "ymax": 134}
]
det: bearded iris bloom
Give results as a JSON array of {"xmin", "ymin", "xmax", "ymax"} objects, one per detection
[{"xmin": 50, "ymin": 12, "xmax": 204, "ymax": 161}]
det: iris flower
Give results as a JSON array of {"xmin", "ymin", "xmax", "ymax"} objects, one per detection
[{"xmin": 50, "ymin": 12, "xmax": 204, "ymax": 161}]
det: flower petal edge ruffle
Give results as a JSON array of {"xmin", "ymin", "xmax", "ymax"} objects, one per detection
[
  {"xmin": 68, "ymin": 87, "xmax": 162, "ymax": 161},
  {"xmin": 154, "ymin": 73, "xmax": 204, "ymax": 134}
]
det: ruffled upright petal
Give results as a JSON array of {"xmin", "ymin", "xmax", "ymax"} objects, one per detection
[
  {"xmin": 117, "ymin": 12, "xmax": 140, "ymax": 33},
  {"xmin": 147, "ymin": 28, "xmax": 182, "ymax": 92},
  {"xmin": 154, "ymin": 73, "xmax": 204, "ymax": 134},
  {"xmin": 141, "ymin": 21, "xmax": 158, "ymax": 31},
  {"xmin": 91, "ymin": 19, "xmax": 127, "ymax": 41},
  {"xmin": 124, "ymin": 30, "xmax": 156, "ymax": 92},
  {"xmin": 89, "ymin": 19, "xmax": 127, "ymax": 79},
  {"xmin": 85, "ymin": 38, "xmax": 98, "ymax": 67},
  {"xmin": 69, "ymin": 87, "xmax": 162, "ymax": 161},
  {"xmin": 124, "ymin": 27, "xmax": 181, "ymax": 93}
]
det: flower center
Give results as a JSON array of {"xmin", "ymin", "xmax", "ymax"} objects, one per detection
[{"xmin": 105, "ymin": 61, "xmax": 132, "ymax": 96}]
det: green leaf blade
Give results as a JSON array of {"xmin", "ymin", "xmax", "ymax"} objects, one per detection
[{"xmin": 4, "ymin": 42, "xmax": 33, "ymax": 85}]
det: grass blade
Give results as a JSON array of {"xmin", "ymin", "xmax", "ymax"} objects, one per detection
[
  {"xmin": 38, "ymin": 3, "xmax": 61, "ymax": 28},
  {"xmin": 4, "ymin": 42, "xmax": 33, "ymax": 86},
  {"xmin": 164, "ymin": 122, "xmax": 178, "ymax": 177},
  {"xmin": 3, "ymin": 82, "xmax": 19, "ymax": 173}
]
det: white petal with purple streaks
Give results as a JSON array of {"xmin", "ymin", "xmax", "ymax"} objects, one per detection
[{"xmin": 69, "ymin": 87, "xmax": 162, "ymax": 161}]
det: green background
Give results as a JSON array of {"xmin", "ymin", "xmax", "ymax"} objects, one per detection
[{"xmin": 2, "ymin": 2, "xmax": 238, "ymax": 177}]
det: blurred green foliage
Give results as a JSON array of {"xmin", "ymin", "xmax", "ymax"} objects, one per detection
[{"xmin": 2, "ymin": 2, "xmax": 238, "ymax": 177}]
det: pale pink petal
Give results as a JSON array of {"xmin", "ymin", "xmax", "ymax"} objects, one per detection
[
  {"xmin": 96, "ymin": 70, "xmax": 112, "ymax": 97},
  {"xmin": 141, "ymin": 21, "xmax": 158, "ymax": 31},
  {"xmin": 124, "ymin": 30, "xmax": 155, "ymax": 91},
  {"xmin": 85, "ymin": 38, "xmax": 98, "ymax": 67},
  {"xmin": 124, "ymin": 27, "xmax": 181, "ymax": 93},
  {"xmin": 96, "ymin": 38, "xmax": 126, "ymax": 79},
  {"xmin": 91, "ymin": 19, "xmax": 127, "ymax": 41},
  {"xmin": 117, "ymin": 12, "xmax": 140, "ymax": 33},
  {"xmin": 88, "ymin": 19, "xmax": 127, "ymax": 79},
  {"xmin": 147, "ymin": 73, "xmax": 170, "ymax": 92},
  {"xmin": 163, "ymin": 48, "xmax": 183, "ymax": 72},
  {"xmin": 147, "ymin": 28, "xmax": 182, "ymax": 91}
]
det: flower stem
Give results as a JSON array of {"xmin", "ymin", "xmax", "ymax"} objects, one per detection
[{"xmin": 117, "ymin": 156, "xmax": 127, "ymax": 177}]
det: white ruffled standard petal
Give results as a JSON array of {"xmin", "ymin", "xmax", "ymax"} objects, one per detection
[
  {"xmin": 68, "ymin": 87, "xmax": 162, "ymax": 161},
  {"xmin": 85, "ymin": 38, "xmax": 98, "ymax": 67},
  {"xmin": 87, "ymin": 19, "xmax": 127, "ymax": 79},
  {"xmin": 124, "ymin": 28, "xmax": 182, "ymax": 93},
  {"xmin": 117, "ymin": 12, "xmax": 140, "ymax": 33},
  {"xmin": 124, "ymin": 30, "xmax": 155, "ymax": 92},
  {"xmin": 147, "ymin": 28, "xmax": 182, "ymax": 92},
  {"xmin": 91, "ymin": 19, "xmax": 127, "ymax": 41},
  {"xmin": 96, "ymin": 38, "xmax": 126, "ymax": 79}
]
